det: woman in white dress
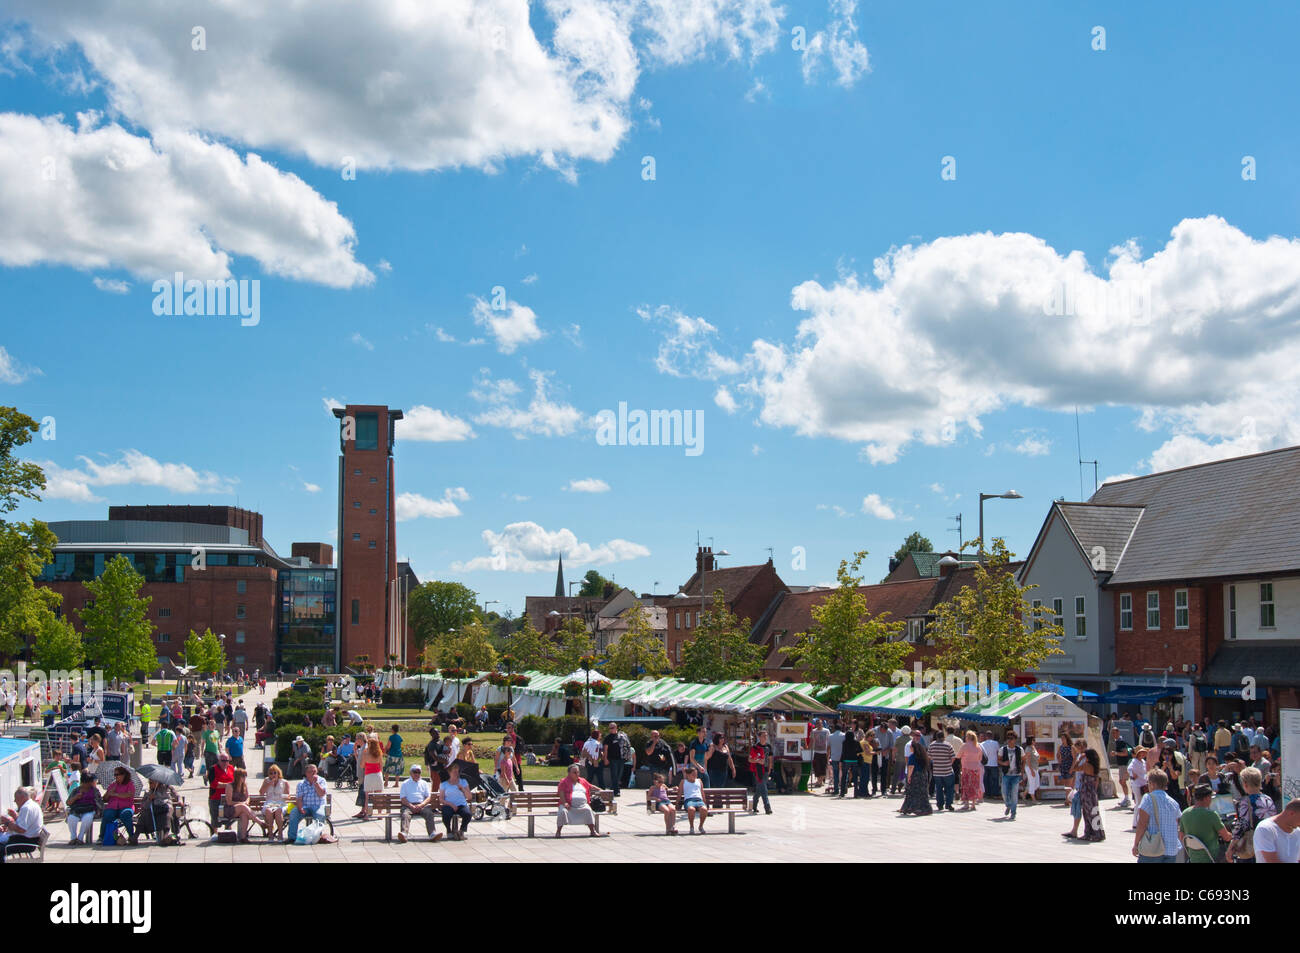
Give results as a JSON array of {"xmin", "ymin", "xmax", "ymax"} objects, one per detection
[
  {"xmin": 556, "ymin": 763, "xmax": 605, "ymax": 837},
  {"xmin": 259, "ymin": 762, "xmax": 290, "ymax": 840}
]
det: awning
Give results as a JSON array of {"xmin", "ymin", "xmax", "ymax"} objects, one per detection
[
  {"xmin": 1096, "ymin": 686, "xmax": 1180, "ymax": 705},
  {"xmin": 1025, "ymin": 681, "xmax": 1099, "ymax": 700},
  {"xmin": 838, "ymin": 685, "xmax": 947, "ymax": 716},
  {"xmin": 949, "ymin": 690, "xmax": 1085, "ymax": 725}
]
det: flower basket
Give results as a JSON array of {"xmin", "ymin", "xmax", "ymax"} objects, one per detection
[
  {"xmin": 509, "ymin": 673, "xmax": 530, "ymax": 687},
  {"xmin": 488, "ymin": 671, "xmax": 531, "ymax": 688},
  {"xmin": 562, "ymin": 680, "xmax": 585, "ymax": 698},
  {"xmin": 588, "ymin": 680, "xmax": 613, "ymax": 696},
  {"xmin": 440, "ymin": 667, "xmax": 470, "ymax": 680},
  {"xmin": 486, "ymin": 672, "xmax": 508, "ymax": 687}
]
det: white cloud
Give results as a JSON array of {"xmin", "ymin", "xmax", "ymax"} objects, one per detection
[
  {"xmin": 37, "ymin": 450, "xmax": 237, "ymax": 501},
  {"xmin": 471, "ymin": 295, "xmax": 544, "ymax": 353},
  {"xmin": 472, "ymin": 369, "xmax": 584, "ymax": 437},
  {"xmin": 398, "ymin": 406, "xmax": 476, "ymax": 442},
  {"xmin": 376, "ymin": 259, "xmax": 392, "ymax": 273},
  {"xmin": 1013, "ymin": 434, "xmax": 1051, "ymax": 456},
  {"xmin": 396, "ymin": 487, "xmax": 471, "ymax": 521},
  {"xmin": 566, "ymin": 477, "xmax": 610, "ymax": 493},
  {"xmin": 0, "ymin": 346, "xmax": 39, "ymax": 384},
  {"xmin": 302, "ymin": 481, "xmax": 321, "ymax": 494},
  {"xmin": 639, "ymin": 304, "xmax": 742, "ymax": 378},
  {"xmin": 714, "ymin": 386, "xmax": 739, "ymax": 414},
  {"xmin": 92, "ymin": 276, "xmax": 129, "ymax": 294},
  {"xmin": 563, "ymin": 323, "xmax": 583, "ymax": 347},
  {"xmin": 0, "ymin": 112, "xmax": 372, "ymax": 287},
  {"xmin": 928, "ymin": 482, "xmax": 944, "ymax": 494},
  {"xmin": 742, "ymin": 217, "xmax": 1300, "ymax": 467},
  {"xmin": 522, "ymin": 273, "xmax": 539, "ymax": 285},
  {"xmin": 860, "ymin": 493, "xmax": 897, "ymax": 520},
  {"xmin": 751, "ymin": 443, "xmax": 762, "ymax": 455},
  {"xmin": 452, "ymin": 520, "xmax": 650, "ymax": 572},
  {"xmin": 351, "ymin": 332, "xmax": 374, "ymax": 351},
  {"xmin": 817, "ymin": 503, "xmax": 851, "ymax": 518},
  {"xmin": 801, "ymin": 0, "xmax": 870, "ymax": 89},
  {"xmin": 433, "ymin": 327, "xmax": 457, "ymax": 343},
  {"xmin": 322, "ymin": 397, "xmax": 344, "ymax": 415}
]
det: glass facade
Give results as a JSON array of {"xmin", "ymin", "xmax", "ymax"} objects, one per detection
[
  {"xmin": 355, "ymin": 413, "xmax": 379, "ymax": 451},
  {"xmin": 277, "ymin": 568, "xmax": 337, "ymax": 671},
  {"xmin": 40, "ymin": 549, "xmax": 267, "ymax": 583}
]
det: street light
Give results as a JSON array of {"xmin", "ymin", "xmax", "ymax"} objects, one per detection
[{"xmin": 977, "ymin": 491, "xmax": 1022, "ymax": 562}]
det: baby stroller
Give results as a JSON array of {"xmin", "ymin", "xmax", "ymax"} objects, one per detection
[
  {"xmin": 334, "ymin": 756, "xmax": 358, "ymax": 789},
  {"xmin": 474, "ymin": 771, "xmax": 511, "ymax": 821}
]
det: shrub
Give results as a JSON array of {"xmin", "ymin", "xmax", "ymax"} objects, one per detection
[
  {"xmin": 454, "ymin": 702, "xmax": 476, "ymax": 723},
  {"xmin": 378, "ymin": 688, "xmax": 426, "ymax": 708}
]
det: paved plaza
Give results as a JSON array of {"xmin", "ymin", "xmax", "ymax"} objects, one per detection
[{"xmin": 46, "ymin": 682, "xmax": 1138, "ymax": 864}]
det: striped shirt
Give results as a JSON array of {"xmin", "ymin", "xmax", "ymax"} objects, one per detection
[{"xmin": 929, "ymin": 738, "xmax": 955, "ymax": 776}]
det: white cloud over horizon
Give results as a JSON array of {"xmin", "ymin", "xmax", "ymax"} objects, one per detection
[{"xmin": 452, "ymin": 520, "xmax": 650, "ymax": 572}]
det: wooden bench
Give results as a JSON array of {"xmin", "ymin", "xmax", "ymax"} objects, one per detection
[
  {"xmin": 367, "ymin": 791, "xmax": 444, "ymax": 842},
  {"xmin": 644, "ymin": 786, "xmax": 749, "ymax": 833},
  {"xmin": 507, "ymin": 789, "xmax": 617, "ymax": 838}
]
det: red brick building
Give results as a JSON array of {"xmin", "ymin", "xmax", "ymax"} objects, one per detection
[{"xmin": 667, "ymin": 547, "xmax": 787, "ymax": 666}]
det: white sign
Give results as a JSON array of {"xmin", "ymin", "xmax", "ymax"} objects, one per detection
[{"xmin": 1280, "ymin": 708, "xmax": 1299, "ymax": 807}]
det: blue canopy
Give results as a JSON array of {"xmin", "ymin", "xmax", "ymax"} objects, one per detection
[
  {"xmin": 1096, "ymin": 686, "xmax": 1179, "ymax": 705},
  {"xmin": 1026, "ymin": 681, "xmax": 1099, "ymax": 700}
]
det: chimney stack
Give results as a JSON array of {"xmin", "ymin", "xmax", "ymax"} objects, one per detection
[{"xmin": 695, "ymin": 545, "xmax": 716, "ymax": 575}]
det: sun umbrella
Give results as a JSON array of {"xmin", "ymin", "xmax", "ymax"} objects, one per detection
[
  {"xmin": 94, "ymin": 760, "xmax": 145, "ymax": 795},
  {"xmin": 138, "ymin": 763, "xmax": 183, "ymax": 787}
]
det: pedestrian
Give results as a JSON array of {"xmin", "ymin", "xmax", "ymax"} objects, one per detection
[
  {"xmin": 839, "ymin": 725, "xmax": 862, "ymax": 800},
  {"xmin": 1131, "ymin": 768, "xmax": 1181, "ymax": 862},
  {"xmin": 1077, "ymin": 748, "xmax": 1105, "ymax": 841},
  {"xmin": 555, "ymin": 763, "xmax": 604, "ymax": 837},
  {"xmin": 1227, "ymin": 766, "xmax": 1276, "ymax": 863},
  {"xmin": 649, "ymin": 773, "xmax": 678, "ymax": 834},
  {"xmin": 929, "ymin": 726, "xmax": 955, "ymax": 811},
  {"xmin": 873, "ymin": 719, "xmax": 893, "ymax": 796},
  {"xmin": 1023, "ymin": 734, "xmax": 1040, "ymax": 803},
  {"xmin": 602, "ymin": 722, "xmax": 630, "ymax": 797},
  {"xmin": 958, "ymin": 730, "xmax": 983, "ymax": 810},
  {"xmin": 1109, "ymin": 726, "xmax": 1132, "ymax": 808},
  {"xmin": 680, "ymin": 764, "xmax": 709, "ymax": 833},
  {"xmin": 705, "ymin": 733, "xmax": 735, "ymax": 789},
  {"xmin": 899, "ymin": 737, "xmax": 932, "ymax": 816},
  {"xmin": 1179, "ymin": 784, "xmax": 1230, "ymax": 863},
  {"xmin": 1253, "ymin": 799, "xmax": 1300, "ymax": 863},
  {"xmin": 998, "ymin": 730, "xmax": 1025, "ymax": 820},
  {"xmin": 809, "ymin": 719, "xmax": 830, "ymax": 788},
  {"xmin": 1187, "ymin": 722, "xmax": 1209, "ymax": 775},
  {"xmin": 980, "ymin": 731, "xmax": 1001, "ymax": 801},
  {"xmin": 225, "ymin": 726, "xmax": 246, "ymax": 770},
  {"xmin": 259, "ymin": 763, "xmax": 290, "ymax": 840},
  {"xmin": 827, "ymin": 721, "xmax": 846, "ymax": 796},
  {"xmin": 748, "ymin": 729, "xmax": 774, "ymax": 815},
  {"xmin": 891, "ymin": 725, "xmax": 910, "ymax": 795},
  {"xmin": 581, "ymin": 730, "xmax": 604, "ymax": 787},
  {"xmin": 687, "ymin": 726, "xmax": 710, "ymax": 783},
  {"xmin": 397, "ymin": 764, "xmax": 441, "ymax": 843}
]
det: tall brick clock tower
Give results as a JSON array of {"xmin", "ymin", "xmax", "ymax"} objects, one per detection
[{"xmin": 333, "ymin": 404, "xmax": 403, "ymax": 671}]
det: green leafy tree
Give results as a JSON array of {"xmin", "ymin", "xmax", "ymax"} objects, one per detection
[
  {"xmin": 550, "ymin": 617, "xmax": 596, "ymax": 675},
  {"xmin": 0, "ymin": 407, "xmax": 62, "ymax": 658},
  {"xmin": 32, "ymin": 614, "xmax": 84, "ymax": 672},
  {"xmin": 677, "ymin": 590, "xmax": 764, "ymax": 682},
  {"xmin": 425, "ymin": 620, "xmax": 498, "ymax": 671},
  {"xmin": 928, "ymin": 539, "xmax": 1064, "ymax": 676},
  {"xmin": 577, "ymin": 569, "xmax": 614, "ymax": 598},
  {"xmin": 500, "ymin": 615, "xmax": 553, "ymax": 672},
  {"xmin": 786, "ymin": 551, "xmax": 913, "ymax": 699},
  {"xmin": 408, "ymin": 580, "xmax": 479, "ymax": 649},
  {"xmin": 603, "ymin": 601, "xmax": 670, "ymax": 679},
  {"xmin": 184, "ymin": 628, "xmax": 227, "ymax": 677},
  {"xmin": 892, "ymin": 532, "xmax": 934, "ymax": 564},
  {"xmin": 79, "ymin": 554, "xmax": 158, "ymax": 684}
]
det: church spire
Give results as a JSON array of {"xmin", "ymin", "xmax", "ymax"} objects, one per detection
[{"xmin": 554, "ymin": 554, "xmax": 565, "ymax": 599}]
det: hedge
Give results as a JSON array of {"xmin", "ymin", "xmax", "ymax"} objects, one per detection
[{"xmin": 377, "ymin": 688, "xmax": 426, "ymax": 707}]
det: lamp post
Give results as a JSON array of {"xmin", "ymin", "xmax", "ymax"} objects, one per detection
[
  {"xmin": 581, "ymin": 655, "xmax": 593, "ymax": 725},
  {"xmin": 977, "ymin": 491, "xmax": 1022, "ymax": 562}
]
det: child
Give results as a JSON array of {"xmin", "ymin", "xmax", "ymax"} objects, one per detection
[
  {"xmin": 1127, "ymin": 747, "xmax": 1148, "ymax": 828},
  {"xmin": 649, "ymin": 773, "xmax": 677, "ymax": 835},
  {"xmin": 498, "ymin": 745, "xmax": 517, "ymax": 792}
]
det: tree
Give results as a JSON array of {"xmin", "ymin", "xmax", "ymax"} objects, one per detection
[
  {"xmin": 786, "ymin": 551, "xmax": 913, "ymax": 700},
  {"xmin": 577, "ymin": 569, "xmax": 614, "ymax": 598},
  {"xmin": 32, "ymin": 614, "xmax": 84, "ymax": 672},
  {"xmin": 677, "ymin": 590, "xmax": 764, "ymax": 682},
  {"xmin": 184, "ymin": 628, "xmax": 227, "ymax": 677},
  {"xmin": 550, "ymin": 617, "xmax": 596, "ymax": 675},
  {"xmin": 408, "ymin": 581, "xmax": 479, "ymax": 648},
  {"xmin": 927, "ymin": 539, "xmax": 1065, "ymax": 677},
  {"xmin": 424, "ymin": 621, "xmax": 498, "ymax": 671},
  {"xmin": 603, "ymin": 601, "xmax": 670, "ymax": 679},
  {"xmin": 499, "ymin": 615, "xmax": 553, "ymax": 673},
  {"xmin": 892, "ymin": 532, "xmax": 934, "ymax": 564},
  {"xmin": 79, "ymin": 554, "xmax": 158, "ymax": 684},
  {"xmin": 0, "ymin": 407, "xmax": 62, "ymax": 658}
]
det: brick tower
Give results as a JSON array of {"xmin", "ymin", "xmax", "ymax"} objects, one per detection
[{"xmin": 333, "ymin": 404, "xmax": 403, "ymax": 671}]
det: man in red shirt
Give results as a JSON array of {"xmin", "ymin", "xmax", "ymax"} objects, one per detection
[
  {"xmin": 748, "ymin": 730, "xmax": 774, "ymax": 815},
  {"xmin": 208, "ymin": 752, "xmax": 235, "ymax": 829}
]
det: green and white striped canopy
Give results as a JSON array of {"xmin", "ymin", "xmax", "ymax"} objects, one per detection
[
  {"xmin": 837, "ymin": 684, "xmax": 948, "ymax": 716},
  {"xmin": 950, "ymin": 690, "xmax": 1083, "ymax": 725}
]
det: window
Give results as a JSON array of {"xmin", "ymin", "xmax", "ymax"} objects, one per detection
[
  {"xmin": 353, "ymin": 468, "xmax": 362, "ymax": 475},
  {"xmin": 355, "ymin": 412, "xmax": 379, "ymax": 450},
  {"xmin": 685, "ymin": 612, "xmax": 692, "ymax": 629},
  {"xmin": 1174, "ymin": 589, "xmax": 1189, "ymax": 629},
  {"xmin": 236, "ymin": 604, "xmax": 246, "ymax": 619},
  {"xmin": 1053, "ymin": 598, "xmax": 1064, "ymax": 631},
  {"xmin": 368, "ymin": 540, "xmax": 376, "ymax": 549},
  {"xmin": 157, "ymin": 633, "xmax": 170, "ymax": 643},
  {"xmin": 674, "ymin": 611, "xmax": 681, "ymax": 628},
  {"xmin": 1228, "ymin": 585, "xmax": 1237, "ymax": 639},
  {"xmin": 694, "ymin": 612, "xmax": 700, "ymax": 627},
  {"xmin": 236, "ymin": 579, "xmax": 246, "ymax": 595},
  {"xmin": 1260, "ymin": 582, "xmax": 1276, "ymax": 628},
  {"xmin": 1031, "ymin": 600, "xmax": 1043, "ymax": 631},
  {"xmin": 675, "ymin": 643, "xmax": 682, "ymax": 663},
  {"xmin": 353, "ymin": 501, "xmax": 361, "ymax": 509},
  {"xmin": 351, "ymin": 599, "xmax": 360, "ymax": 625},
  {"xmin": 1074, "ymin": 596, "xmax": 1086, "ymax": 638},
  {"xmin": 235, "ymin": 655, "xmax": 246, "ymax": 665},
  {"xmin": 369, "ymin": 477, "xmax": 377, "ymax": 484},
  {"xmin": 158, "ymin": 607, "xmax": 171, "ymax": 618},
  {"xmin": 1120, "ymin": 593, "xmax": 1132, "ymax": 630},
  {"xmin": 369, "ymin": 508, "xmax": 376, "ymax": 515},
  {"xmin": 352, "ymin": 533, "xmax": 361, "ymax": 541},
  {"xmin": 907, "ymin": 619, "xmax": 923, "ymax": 643},
  {"xmin": 235, "ymin": 631, "xmax": 246, "ymax": 644},
  {"xmin": 1146, "ymin": 591, "xmax": 1160, "ymax": 629}
]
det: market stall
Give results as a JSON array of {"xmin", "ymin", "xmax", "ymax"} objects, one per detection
[
  {"xmin": 948, "ymin": 690, "xmax": 1098, "ymax": 799},
  {"xmin": 0, "ymin": 738, "xmax": 41, "ymax": 809},
  {"xmin": 837, "ymin": 684, "xmax": 948, "ymax": 719}
]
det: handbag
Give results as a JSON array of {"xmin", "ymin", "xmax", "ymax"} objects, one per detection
[
  {"xmin": 1137, "ymin": 792, "xmax": 1166, "ymax": 857},
  {"xmin": 591, "ymin": 795, "xmax": 607, "ymax": 814},
  {"xmin": 1233, "ymin": 796, "xmax": 1258, "ymax": 859}
]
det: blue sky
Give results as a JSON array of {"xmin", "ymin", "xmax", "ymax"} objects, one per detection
[{"xmin": 4, "ymin": 2, "xmax": 1300, "ymax": 613}]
